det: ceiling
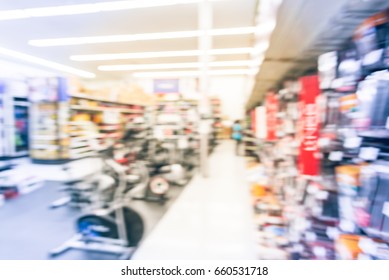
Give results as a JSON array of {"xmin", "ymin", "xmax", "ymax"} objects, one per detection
[
  {"xmin": 0, "ymin": 0, "xmax": 257, "ymax": 80},
  {"xmin": 247, "ymin": 0, "xmax": 389, "ymax": 110}
]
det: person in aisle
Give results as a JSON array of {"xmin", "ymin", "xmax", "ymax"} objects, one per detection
[{"xmin": 232, "ymin": 120, "xmax": 243, "ymax": 156}]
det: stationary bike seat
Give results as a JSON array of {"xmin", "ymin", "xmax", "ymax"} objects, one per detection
[
  {"xmin": 126, "ymin": 174, "xmax": 141, "ymax": 184},
  {"xmin": 63, "ymin": 179, "xmax": 84, "ymax": 186}
]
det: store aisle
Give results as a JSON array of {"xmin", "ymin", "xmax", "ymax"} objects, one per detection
[{"xmin": 133, "ymin": 141, "xmax": 257, "ymax": 259}]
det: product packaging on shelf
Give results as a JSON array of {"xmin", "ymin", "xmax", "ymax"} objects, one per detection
[
  {"xmin": 334, "ymin": 43, "xmax": 362, "ymax": 93},
  {"xmin": 354, "ymin": 9, "xmax": 389, "ymax": 73},
  {"xmin": 318, "ymin": 51, "xmax": 338, "ymax": 90}
]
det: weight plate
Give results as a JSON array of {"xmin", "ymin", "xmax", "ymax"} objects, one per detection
[{"xmin": 149, "ymin": 176, "xmax": 169, "ymax": 195}]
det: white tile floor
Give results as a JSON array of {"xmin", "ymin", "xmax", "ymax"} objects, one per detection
[
  {"xmin": 133, "ymin": 141, "xmax": 257, "ymax": 259},
  {"xmin": 8, "ymin": 157, "xmax": 103, "ymax": 182}
]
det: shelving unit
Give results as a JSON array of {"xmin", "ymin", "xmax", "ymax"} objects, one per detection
[
  {"xmin": 28, "ymin": 77, "xmax": 148, "ymax": 163},
  {"xmin": 0, "ymin": 79, "xmax": 30, "ymax": 159},
  {"xmin": 210, "ymin": 97, "xmax": 224, "ymax": 141},
  {"xmin": 153, "ymin": 97, "xmax": 199, "ymax": 138},
  {"xmin": 243, "ymin": 129, "xmax": 259, "ymax": 158},
  {"xmin": 246, "ymin": 8, "xmax": 389, "ymax": 260}
]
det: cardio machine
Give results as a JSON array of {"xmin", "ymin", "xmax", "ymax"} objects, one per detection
[
  {"xmin": 115, "ymin": 138, "xmax": 171, "ymax": 204},
  {"xmin": 49, "ymin": 146, "xmax": 144, "ymax": 259}
]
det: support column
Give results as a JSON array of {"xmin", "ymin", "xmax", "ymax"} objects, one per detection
[{"xmin": 198, "ymin": 0, "xmax": 212, "ymax": 178}]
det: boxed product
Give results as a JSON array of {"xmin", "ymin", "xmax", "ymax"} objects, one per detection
[
  {"xmin": 356, "ymin": 76, "xmax": 389, "ymax": 129},
  {"xmin": 334, "ymin": 44, "xmax": 362, "ymax": 93},
  {"xmin": 336, "ymin": 234, "xmax": 363, "ymax": 259},
  {"xmin": 335, "ymin": 165, "xmax": 362, "ymax": 196},
  {"xmin": 354, "ymin": 9, "xmax": 389, "ymax": 72},
  {"xmin": 318, "ymin": 51, "xmax": 338, "ymax": 90}
]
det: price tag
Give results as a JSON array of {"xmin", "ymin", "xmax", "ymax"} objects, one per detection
[
  {"xmin": 178, "ymin": 138, "xmax": 188, "ymax": 149},
  {"xmin": 382, "ymin": 202, "xmax": 389, "ymax": 217},
  {"xmin": 326, "ymin": 227, "xmax": 340, "ymax": 239},
  {"xmin": 153, "ymin": 128, "xmax": 165, "ymax": 139},
  {"xmin": 316, "ymin": 190, "xmax": 329, "ymax": 200},
  {"xmin": 292, "ymin": 244, "xmax": 304, "ymax": 253},
  {"xmin": 305, "ymin": 232, "xmax": 317, "ymax": 242},
  {"xmin": 313, "ymin": 246, "xmax": 326, "ymax": 258},
  {"xmin": 359, "ymin": 147, "xmax": 380, "ymax": 161},
  {"xmin": 332, "ymin": 78, "xmax": 342, "ymax": 88},
  {"xmin": 318, "ymin": 138, "xmax": 331, "ymax": 147},
  {"xmin": 339, "ymin": 220, "xmax": 355, "ymax": 232},
  {"xmin": 103, "ymin": 110, "xmax": 120, "ymax": 124},
  {"xmin": 295, "ymin": 218, "xmax": 307, "ymax": 231},
  {"xmin": 329, "ymin": 151, "xmax": 343, "ymax": 161},
  {"xmin": 343, "ymin": 137, "xmax": 362, "ymax": 149},
  {"xmin": 358, "ymin": 237, "xmax": 377, "ymax": 254},
  {"xmin": 307, "ymin": 184, "xmax": 319, "ymax": 194},
  {"xmin": 312, "ymin": 206, "xmax": 322, "ymax": 216}
]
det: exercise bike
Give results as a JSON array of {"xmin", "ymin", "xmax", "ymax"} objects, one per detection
[
  {"xmin": 49, "ymin": 161, "xmax": 115, "ymax": 210},
  {"xmin": 115, "ymin": 139, "xmax": 171, "ymax": 204},
  {"xmin": 49, "ymin": 146, "xmax": 144, "ymax": 260},
  {"xmin": 155, "ymin": 136, "xmax": 198, "ymax": 186}
]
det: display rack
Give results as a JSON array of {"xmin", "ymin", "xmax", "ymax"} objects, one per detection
[
  {"xmin": 243, "ymin": 129, "xmax": 259, "ymax": 158},
  {"xmin": 0, "ymin": 79, "xmax": 30, "ymax": 159},
  {"xmin": 247, "ymin": 9, "xmax": 389, "ymax": 259},
  {"xmin": 210, "ymin": 97, "xmax": 224, "ymax": 141},
  {"xmin": 28, "ymin": 77, "xmax": 147, "ymax": 164}
]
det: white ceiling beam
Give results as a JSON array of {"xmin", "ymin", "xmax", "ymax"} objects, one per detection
[
  {"xmin": 0, "ymin": 0, "xmax": 228, "ymax": 21},
  {"xmin": 98, "ymin": 60, "xmax": 259, "ymax": 71},
  {"xmin": 70, "ymin": 48, "xmax": 254, "ymax": 61},
  {"xmin": 0, "ymin": 47, "xmax": 95, "ymax": 78},
  {"xmin": 28, "ymin": 27, "xmax": 256, "ymax": 47}
]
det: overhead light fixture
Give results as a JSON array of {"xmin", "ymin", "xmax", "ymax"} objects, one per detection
[
  {"xmin": 133, "ymin": 69, "xmax": 256, "ymax": 78},
  {"xmin": 98, "ymin": 60, "xmax": 259, "ymax": 71},
  {"xmin": 71, "ymin": 47, "xmax": 254, "ymax": 61},
  {"xmin": 0, "ymin": 47, "xmax": 95, "ymax": 78},
  {"xmin": 29, "ymin": 26, "xmax": 256, "ymax": 47},
  {"xmin": 0, "ymin": 0, "xmax": 225, "ymax": 21}
]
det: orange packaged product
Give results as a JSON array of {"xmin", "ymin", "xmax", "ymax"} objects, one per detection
[
  {"xmin": 336, "ymin": 234, "xmax": 362, "ymax": 260},
  {"xmin": 251, "ymin": 183, "xmax": 267, "ymax": 198},
  {"xmin": 335, "ymin": 165, "xmax": 361, "ymax": 186}
]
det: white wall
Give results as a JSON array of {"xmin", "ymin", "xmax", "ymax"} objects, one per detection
[
  {"xmin": 134, "ymin": 76, "xmax": 251, "ymax": 121},
  {"xmin": 209, "ymin": 76, "xmax": 249, "ymax": 121}
]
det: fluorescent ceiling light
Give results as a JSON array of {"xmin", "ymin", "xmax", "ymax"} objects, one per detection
[
  {"xmin": 71, "ymin": 47, "xmax": 254, "ymax": 61},
  {"xmin": 0, "ymin": 47, "xmax": 95, "ymax": 78},
  {"xmin": 98, "ymin": 60, "xmax": 259, "ymax": 71},
  {"xmin": 133, "ymin": 69, "xmax": 256, "ymax": 78},
  {"xmin": 0, "ymin": 0, "xmax": 225, "ymax": 21},
  {"xmin": 29, "ymin": 27, "xmax": 256, "ymax": 47}
]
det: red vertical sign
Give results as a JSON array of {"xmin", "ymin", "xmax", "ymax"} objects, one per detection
[
  {"xmin": 266, "ymin": 92, "xmax": 278, "ymax": 141},
  {"xmin": 251, "ymin": 109, "xmax": 256, "ymax": 134},
  {"xmin": 298, "ymin": 75, "xmax": 320, "ymax": 176}
]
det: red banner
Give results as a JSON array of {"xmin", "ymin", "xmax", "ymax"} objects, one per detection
[
  {"xmin": 298, "ymin": 75, "xmax": 320, "ymax": 176},
  {"xmin": 265, "ymin": 92, "xmax": 278, "ymax": 141},
  {"xmin": 250, "ymin": 109, "xmax": 256, "ymax": 134}
]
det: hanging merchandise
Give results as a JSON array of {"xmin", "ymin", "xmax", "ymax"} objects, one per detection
[
  {"xmin": 318, "ymin": 51, "xmax": 338, "ymax": 90},
  {"xmin": 357, "ymin": 72, "xmax": 389, "ymax": 130},
  {"xmin": 334, "ymin": 43, "xmax": 362, "ymax": 93},
  {"xmin": 354, "ymin": 9, "xmax": 389, "ymax": 73}
]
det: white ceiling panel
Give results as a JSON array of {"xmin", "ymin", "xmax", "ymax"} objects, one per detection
[{"xmin": 0, "ymin": 0, "xmax": 257, "ymax": 79}]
